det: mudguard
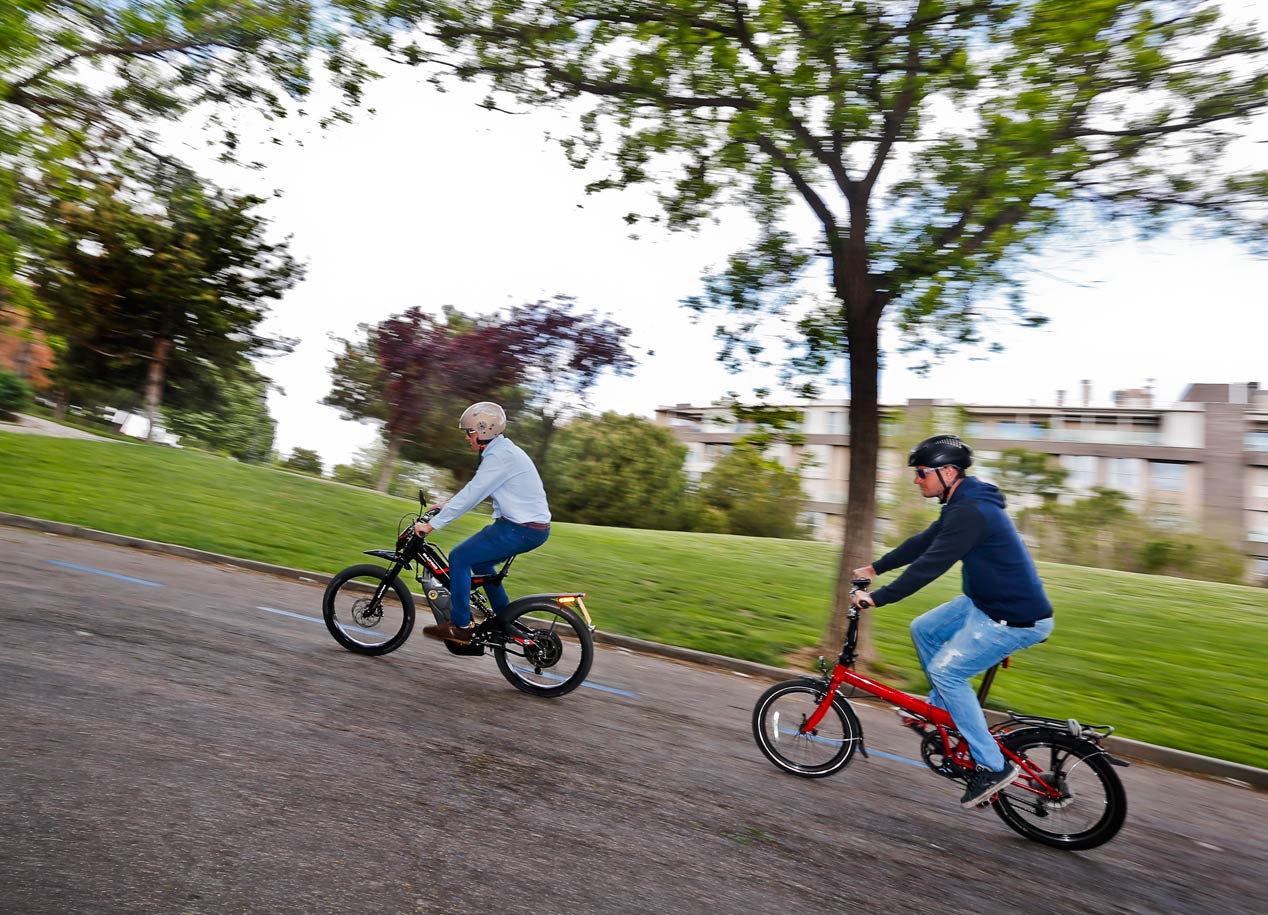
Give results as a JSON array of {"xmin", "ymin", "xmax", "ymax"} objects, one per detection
[{"xmin": 503, "ymin": 593, "xmax": 594, "ymax": 630}]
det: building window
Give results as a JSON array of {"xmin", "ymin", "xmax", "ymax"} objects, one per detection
[
  {"xmin": 1247, "ymin": 432, "xmax": 1268, "ymax": 452},
  {"xmin": 1108, "ymin": 458, "xmax": 1141, "ymax": 493},
  {"xmin": 826, "ymin": 411, "xmax": 846, "ymax": 435},
  {"xmin": 1063, "ymin": 454, "xmax": 1098, "ymax": 488},
  {"xmin": 1151, "ymin": 462, "xmax": 1186, "ymax": 492}
]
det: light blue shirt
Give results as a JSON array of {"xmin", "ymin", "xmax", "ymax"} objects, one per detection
[{"xmin": 429, "ymin": 435, "xmax": 551, "ymax": 530}]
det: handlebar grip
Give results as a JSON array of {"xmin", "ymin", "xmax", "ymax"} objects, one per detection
[{"xmin": 850, "ymin": 578, "xmax": 871, "ymax": 590}]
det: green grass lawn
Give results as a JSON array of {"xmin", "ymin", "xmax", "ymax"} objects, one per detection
[{"xmin": 2, "ymin": 433, "xmax": 1266, "ymax": 769}]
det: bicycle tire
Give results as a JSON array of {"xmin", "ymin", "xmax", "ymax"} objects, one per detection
[
  {"xmin": 752, "ymin": 679, "xmax": 862, "ymax": 778},
  {"xmin": 993, "ymin": 728, "xmax": 1127, "ymax": 851},
  {"xmin": 492, "ymin": 601, "xmax": 594, "ymax": 698},
  {"xmin": 322, "ymin": 563, "xmax": 416, "ymax": 656}
]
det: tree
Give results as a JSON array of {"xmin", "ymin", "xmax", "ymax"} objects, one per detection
[
  {"xmin": 325, "ymin": 300, "xmax": 636, "ymax": 491},
  {"xmin": 696, "ymin": 442, "xmax": 809, "ymax": 539},
  {"xmin": 498, "ymin": 296, "xmax": 637, "ymax": 468},
  {"xmin": 988, "ymin": 447, "xmax": 1069, "ymax": 541},
  {"xmin": 30, "ymin": 167, "xmax": 299, "ymax": 437},
  {"xmin": 324, "ymin": 306, "xmax": 523, "ymax": 492},
  {"xmin": 545, "ymin": 412, "xmax": 692, "ymax": 529},
  {"xmin": 281, "ymin": 447, "xmax": 323, "ymax": 475},
  {"xmin": 1, "ymin": 1, "xmax": 372, "ymax": 310},
  {"xmin": 0, "ymin": 368, "xmax": 31, "ymax": 419},
  {"xmin": 163, "ymin": 364, "xmax": 276, "ymax": 463},
  {"xmin": 990, "ymin": 448, "xmax": 1069, "ymax": 508},
  {"xmin": 358, "ymin": 1, "xmax": 1268, "ymax": 655}
]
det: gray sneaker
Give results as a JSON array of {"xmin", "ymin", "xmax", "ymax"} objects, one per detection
[{"xmin": 960, "ymin": 763, "xmax": 1021, "ymax": 808}]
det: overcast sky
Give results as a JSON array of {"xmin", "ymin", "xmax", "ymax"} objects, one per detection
[{"xmin": 172, "ymin": 42, "xmax": 1268, "ymax": 471}]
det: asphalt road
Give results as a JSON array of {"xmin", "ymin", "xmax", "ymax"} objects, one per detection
[{"xmin": 2, "ymin": 525, "xmax": 1265, "ymax": 915}]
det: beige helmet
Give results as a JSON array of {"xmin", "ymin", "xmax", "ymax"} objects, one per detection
[{"xmin": 458, "ymin": 401, "xmax": 507, "ymax": 442}]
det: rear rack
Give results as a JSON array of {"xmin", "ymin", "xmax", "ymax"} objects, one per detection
[{"xmin": 996, "ymin": 712, "xmax": 1116, "ymax": 742}]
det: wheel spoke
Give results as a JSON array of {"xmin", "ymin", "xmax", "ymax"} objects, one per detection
[
  {"xmin": 323, "ymin": 566, "xmax": 413, "ymax": 654},
  {"xmin": 752, "ymin": 682, "xmax": 860, "ymax": 778}
]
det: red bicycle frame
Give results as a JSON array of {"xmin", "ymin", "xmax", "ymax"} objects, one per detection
[{"xmin": 800, "ymin": 583, "xmax": 1058, "ymax": 798}]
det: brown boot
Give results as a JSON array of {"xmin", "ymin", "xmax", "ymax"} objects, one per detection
[{"xmin": 422, "ymin": 622, "xmax": 474, "ymax": 645}]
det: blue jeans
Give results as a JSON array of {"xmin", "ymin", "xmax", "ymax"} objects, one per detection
[
  {"xmin": 447, "ymin": 519, "xmax": 550, "ymax": 627},
  {"xmin": 910, "ymin": 595, "xmax": 1054, "ymax": 771}
]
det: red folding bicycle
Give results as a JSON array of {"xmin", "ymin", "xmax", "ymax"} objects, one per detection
[{"xmin": 752, "ymin": 579, "xmax": 1128, "ymax": 851}]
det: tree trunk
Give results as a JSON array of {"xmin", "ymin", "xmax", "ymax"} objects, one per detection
[
  {"xmin": 533, "ymin": 410, "xmax": 556, "ymax": 475},
  {"xmin": 144, "ymin": 337, "xmax": 172, "ymax": 442},
  {"xmin": 377, "ymin": 429, "xmax": 403, "ymax": 493},
  {"xmin": 825, "ymin": 305, "xmax": 883, "ymax": 665}
]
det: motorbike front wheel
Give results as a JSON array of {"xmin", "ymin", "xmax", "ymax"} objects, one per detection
[{"xmin": 322, "ymin": 563, "xmax": 415, "ymax": 656}]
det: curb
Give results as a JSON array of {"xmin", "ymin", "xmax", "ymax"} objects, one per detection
[{"xmin": 5, "ymin": 511, "xmax": 1266, "ymax": 792}]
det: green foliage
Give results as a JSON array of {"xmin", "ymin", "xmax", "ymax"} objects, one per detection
[
  {"xmin": 1023, "ymin": 488, "xmax": 1246, "ymax": 584},
  {"xmin": 880, "ymin": 404, "xmax": 968, "ymax": 543},
  {"xmin": 326, "ymin": 300, "xmax": 635, "ymax": 490},
  {"xmin": 697, "ymin": 441, "xmax": 810, "ymax": 539},
  {"xmin": 331, "ymin": 462, "xmax": 376, "ymax": 488},
  {"xmin": 1, "ymin": 1, "xmax": 374, "ymax": 311},
  {"xmin": 545, "ymin": 412, "xmax": 693, "ymax": 530},
  {"xmin": 1, "ymin": 432, "xmax": 1266, "ymax": 769},
  {"xmin": 989, "ymin": 447, "xmax": 1069, "ymax": 506},
  {"xmin": 0, "ymin": 367, "xmax": 30, "ymax": 416},
  {"xmin": 163, "ymin": 366, "xmax": 276, "ymax": 463},
  {"xmin": 280, "ymin": 447, "xmax": 322, "ymax": 476},
  {"xmin": 355, "ymin": 0, "xmax": 1268, "ymax": 637},
  {"xmin": 32, "ymin": 166, "xmax": 298, "ymax": 399}
]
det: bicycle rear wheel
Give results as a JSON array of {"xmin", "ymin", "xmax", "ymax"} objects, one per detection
[
  {"xmin": 993, "ymin": 729, "xmax": 1127, "ymax": 851},
  {"xmin": 492, "ymin": 601, "xmax": 594, "ymax": 697},
  {"xmin": 752, "ymin": 680, "xmax": 862, "ymax": 778},
  {"xmin": 322, "ymin": 564, "xmax": 415, "ymax": 656}
]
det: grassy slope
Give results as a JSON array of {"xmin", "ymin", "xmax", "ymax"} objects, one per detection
[{"xmin": 2, "ymin": 434, "xmax": 1265, "ymax": 769}]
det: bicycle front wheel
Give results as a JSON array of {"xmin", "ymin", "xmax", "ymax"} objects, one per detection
[
  {"xmin": 752, "ymin": 680, "xmax": 862, "ymax": 778},
  {"xmin": 322, "ymin": 564, "xmax": 415, "ymax": 656},
  {"xmin": 493, "ymin": 601, "xmax": 594, "ymax": 698},
  {"xmin": 993, "ymin": 729, "xmax": 1127, "ymax": 851}
]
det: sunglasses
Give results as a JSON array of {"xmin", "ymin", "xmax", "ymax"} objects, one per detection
[
  {"xmin": 914, "ymin": 467, "xmax": 934, "ymax": 479},
  {"xmin": 461, "ymin": 428, "xmax": 477, "ymax": 438}
]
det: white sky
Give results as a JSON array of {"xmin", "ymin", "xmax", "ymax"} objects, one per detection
[{"xmin": 171, "ymin": 52, "xmax": 1268, "ymax": 471}]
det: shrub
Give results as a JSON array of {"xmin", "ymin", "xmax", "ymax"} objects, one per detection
[{"xmin": 0, "ymin": 370, "xmax": 31, "ymax": 418}]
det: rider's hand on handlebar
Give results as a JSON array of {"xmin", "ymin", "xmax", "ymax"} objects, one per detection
[
  {"xmin": 852, "ymin": 564, "xmax": 876, "ymax": 580},
  {"xmin": 851, "ymin": 589, "xmax": 875, "ymax": 610},
  {"xmin": 413, "ymin": 521, "xmax": 433, "ymax": 536}
]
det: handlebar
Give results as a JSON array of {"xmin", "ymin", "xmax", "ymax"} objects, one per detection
[{"xmin": 849, "ymin": 578, "xmax": 873, "ymax": 610}]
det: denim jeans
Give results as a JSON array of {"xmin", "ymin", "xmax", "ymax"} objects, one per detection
[
  {"xmin": 909, "ymin": 594, "xmax": 1054, "ymax": 771},
  {"xmin": 447, "ymin": 519, "xmax": 550, "ymax": 628}
]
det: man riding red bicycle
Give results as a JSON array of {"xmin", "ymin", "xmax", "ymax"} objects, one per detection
[{"xmin": 851, "ymin": 434, "xmax": 1054, "ymax": 808}]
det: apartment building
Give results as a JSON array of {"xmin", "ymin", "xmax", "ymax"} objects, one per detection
[{"xmin": 655, "ymin": 381, "xmax": 1268, "ymax": 583}]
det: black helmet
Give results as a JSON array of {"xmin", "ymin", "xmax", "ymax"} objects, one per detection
[{"xmin": 908, "ymin": 434, "xmax": 973, "ymax": 470}]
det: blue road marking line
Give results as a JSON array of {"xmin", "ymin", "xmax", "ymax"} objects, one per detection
[
  {"xmin": 259, "ymin": 606, "xmax": 638, "ymax": 698},
  {"xmin": 776, "ymin": 726, "xmax": 924, "ymax": 768},
  {"xmin": 258, "ymin": 605, "xmax": 383, "ymax": 638},
  {"xmin": 509, "ymin": 665, "xmax": 638, "ymax": 698},
  {"xmin": 46, "ymin": 560, "xmax": 163, "ymax": 588},
  {"xmin": 866, "ymin": 748, "xmax": 926, "ymax": 769}
]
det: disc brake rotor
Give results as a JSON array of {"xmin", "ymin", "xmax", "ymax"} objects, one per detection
[{"xmin": 351, "ymin": 597, "xmax": 383, "ymax": 628}]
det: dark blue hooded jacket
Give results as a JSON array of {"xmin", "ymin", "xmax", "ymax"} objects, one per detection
[{"xmin": 870, "ymin": 476, "xmax": 1052, "ymax": 624}]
